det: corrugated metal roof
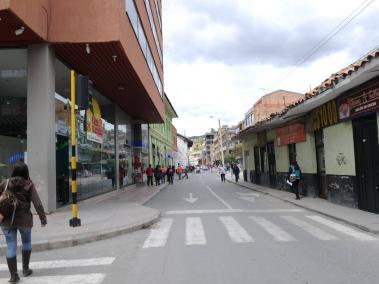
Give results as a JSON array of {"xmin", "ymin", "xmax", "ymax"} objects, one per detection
[{"xmin": 238, "ymin": 47, "xmax": 379, "ymax": 136}]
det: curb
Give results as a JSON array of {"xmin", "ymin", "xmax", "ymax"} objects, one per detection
[
  {"xmin": 0, "ymin": 210, "xmax": 160, "ymax": 256},
  {"xmin": 142, "ymin": 182, "xmax": 169, "ymax": 205},
  {"xmin": 225, "ymin": 177, "xmax": 379, "ymax": 235}
]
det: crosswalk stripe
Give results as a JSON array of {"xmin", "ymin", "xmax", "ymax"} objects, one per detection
[
  {"xmin": 142, "ymin": 218, "xmax": 173, "ymax": 248},
  {"xmin": 186, "ymin": 217, "xmax": 206, "ymax": 245},
  {"xmin": 0, "ymin": 273, "xmax": 106, "ymax": 284},
  {"xmin": 219, "ymin": 216, "xmax": 254, "ymax": 243},
  {"xmin": 281, "ymin": 216, "xmax": 338, "ymax": 241},
  {"xmin": 0, "ymin": 257, "xmax": 115, "ymax": 271},
  {"xmin": 249, "ymin": 216, "xmax": 296, "ymax": 242},
  {"xmin": 306, "ymin": 215, "xmax": 376, "ymax": 241}
]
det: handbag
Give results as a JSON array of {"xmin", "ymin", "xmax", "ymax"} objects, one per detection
[{"xmin": 0, "ymin": 179, "xmax": 19, "ymax": 224}]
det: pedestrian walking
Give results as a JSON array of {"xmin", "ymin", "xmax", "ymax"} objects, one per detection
[
  {"xmin": 146, "ymin": 164, "xmax": 153, "ymax": 186},
  {"xmin": 168, "ymin": 166, "xmax": 175, "ymax": 185},
  {"xmin": 0, "ymin": 161, "xmax": 47, "ymax": 283},
  {"xmin": 161, "ymin": 166, "xmax": 166, "ymax": 183},
  {"xmin": 287, "ymin": 160, "xmax": 302, "ymax": 200},
  {"xmin": 177, "ymin": 164, "xmax": 183, "ymax": 180},
  {"xmin": 154, "ymin": 165, "xmax": 161, "ymax": 186},
  {"xmin": 183, "ymin": 167, "xmax": 189, "ymax": 179},
  {"xmin": 233, "ymin": 164, "xmax": 240, "ymax": 183},
  {"xmin": 219, "ymin": 165, "xmax": 226, "ymax": 182}
]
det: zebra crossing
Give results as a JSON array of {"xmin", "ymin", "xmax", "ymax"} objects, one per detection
[
  {"xmin": 142, "ymin": 215, "xmax": 377, "ymax": 248},
  {"xmin": 0, "ymin": 257, "xmax": 114, "ymax": 283}
]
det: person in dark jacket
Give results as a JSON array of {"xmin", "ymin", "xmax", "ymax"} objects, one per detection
[
  {"xmin": 154, "ymin": 165, "xmax": 161, "ymax": 186},
  {"xmin": 233, "ymin": 164, "xmax": 240, "ymax": 183},
  {"xmin": 0, "ymin": 161, "xmax": 47, "ymax": 283},
  {"xmin": 287, "ymin": 160, "xmax": 303, "ymax": 200}
]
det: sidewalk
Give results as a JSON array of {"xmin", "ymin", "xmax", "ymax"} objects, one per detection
[
  {"xmin": 225, "ymin": 174, "xmax": 379, "ymax": 234},
  {"xmin": 0, "ymin": 182, "xmax": 168, "ymax": 255}
]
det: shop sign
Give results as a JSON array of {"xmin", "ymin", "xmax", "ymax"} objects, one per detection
[
  {"xmin": 310, "ymin": 100, "xmax": 338, "ymax": 131},
  {"xmin": 276, "ymin": 123, "xmax": 306, "ymax": 146},
  {"xmin": 337, "ymin": 85, "xmax": 379, "ymax": 120},
  {"xmin": 86, "ymin": 97, "xmax": 103, "ymax": 144}
]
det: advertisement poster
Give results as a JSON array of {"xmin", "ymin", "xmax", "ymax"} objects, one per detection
[
  {"xmin": 337, "ymin": 85, "xmax": 379, "ymax": 120},
  {"xmin": 86, "ymin": 97, "xmax": 103, "ymax": 144}
]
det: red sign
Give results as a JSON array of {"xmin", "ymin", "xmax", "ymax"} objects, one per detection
[
  {"xmin": 276, "ymin": 123, "xmax": 306, "ymax": 146},
  {"xmin": 337, "ymin": 84, "xmax": 379, "ymax": 120}
]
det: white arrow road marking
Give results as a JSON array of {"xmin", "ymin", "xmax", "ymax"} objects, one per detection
[
  {"xmin": 206, "ymin": 185, "xmax": 233, "ymax": 209},
  {"xmin": 281, "ymin": 216, "xmax": 338, "ymax": 241},
  {"xmin": 143, "ymin": 218, "xmax": 173, "ymax": 248},
  {"xmin": 0, "ymin": 257, "xmax": 115, "ymax": 271},
  {"xmin": 250, "ymin": 216, "xmax": 296, "ymax": 242},
  {"xmin": 183, "ymin": 192, "xmax": 199, "ymax": 204},
  {"xmin": 0, "ymin": 274, "xmax": 106, "ymax": 284},
  {"xmin": 306, "ymin": 215, "xmax": 377, "ymax": 241},
  {"xmin": 219, "ymin": 216, "xmax": 254, "ymax": 243},
  {"xmin": 186, "ymin": 217, "xmax": 206, "ymax": 245}
]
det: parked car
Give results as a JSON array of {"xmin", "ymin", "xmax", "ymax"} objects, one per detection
[{"xmin": 195, "ymin": 166, "xmax": 201, "ymax": 174}]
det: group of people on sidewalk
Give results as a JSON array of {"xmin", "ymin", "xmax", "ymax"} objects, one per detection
[{"xmin": 146, "ymin": 163, "xmax": 189, "ymax": 186}]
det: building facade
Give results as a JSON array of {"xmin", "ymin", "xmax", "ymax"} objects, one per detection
[
  {"xmin": 149, "ymin": 94, "xmax": 178, "ymax": 167},
  {"xmin": 176, "ymin": 134, "xmax": 193, "ymax": 168},
  {"xmin": 253, "ymin": 90, "xmax": 303, "ymax": 123},
  {"xmin": 0, "ymin": 0, "xmax": 164, "ymax": 211},
  {"xmin": 189, "ymin": 136, "xmax": 205, "ymax": 165},
  {"xmin": 238, "ymin": 48, "xmax": 379, "ymax": 214}
]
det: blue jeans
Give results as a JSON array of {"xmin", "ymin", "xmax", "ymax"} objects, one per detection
[{"xmin": 1, "ymin": 227, "xmax": 32, "ymax": 258}]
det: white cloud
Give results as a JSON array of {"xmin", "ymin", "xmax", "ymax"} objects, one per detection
[{"xmin": 163, "ymin": 0, "xmax": 379, "ymax": 136}]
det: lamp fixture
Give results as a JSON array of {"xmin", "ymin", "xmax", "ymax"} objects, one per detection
[
  {"xmin": 112, "ymin": 55, "xmax": 117, "ymax": 62},
  {"xmin": 85, "ymin": 43, "xmax": 91, "ymax": 54},
  {"xmin": 15, "ymin": 26, "xmax": 25, "ymax": 36},
  {"xmin": 117, "ymin": 84, "xmax": 125, "ymax": 91}
]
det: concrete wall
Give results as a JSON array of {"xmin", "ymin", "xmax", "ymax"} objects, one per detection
[
  {"xmin": 242, "ymin": 135, "xmax": 257, "ymax": 171},
  {"xmin": 296, "ymin": 133, "xmax": 317, "ymax": 174},
  {"xmin": 275, "ymin": 143, "xmax": 288, "ymax": 172},
  {"xmin": 324, "ymin": 121, "xmax": 356, "ymax": 176}
]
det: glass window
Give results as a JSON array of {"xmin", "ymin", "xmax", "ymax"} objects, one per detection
[
  {"xmin": 55, "ymin": 59, "xmax": 116, "ymax": 202},
  {"xmin": 154, "ymin": 0, "xmax": 162, "ymax": 30},
  {"xmin": 118, "ymin": 123, "xmax": 133, "ymax": 187},
  {"xmin": 125, "ymin": 0, "xmax": 163, "ymax": 97},
  {"xmin": 0, "ymin": 49, "xmax": 27, "ymax": 180},
  {"xmin": 144, "ymin": 0, "xmax": 163, "ymax": 64}
]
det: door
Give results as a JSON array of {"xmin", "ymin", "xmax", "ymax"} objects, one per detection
[
  {"xmin": 353, "ymin": 114, "xmax": 379, "ymax": 213},
  {"xmin": 267, "ymin": 142, "xmax": 277, "ymax": 188},
  {"xmin": 315, "ymin": 130, "xmax": 327, "ymax": 199},
  {"xmin": 253, "ymin": 146, "xmax": 261, "ymax": 185},
  {"xmin": 56, "ymin": 135, "xmax": 70, "ymax": 206}
]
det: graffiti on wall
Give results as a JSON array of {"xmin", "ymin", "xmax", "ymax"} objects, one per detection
[{"xmin": 336, "ymin": 152, "xmax": 348, "ymax": 166}]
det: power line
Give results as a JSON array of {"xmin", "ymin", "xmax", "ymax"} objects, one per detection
[{"xmin": 264, "ymin": 0, "xmax": 377, "ymax": 93}]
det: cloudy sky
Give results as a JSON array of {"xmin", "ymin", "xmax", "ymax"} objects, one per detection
[{"xmin": 162, "ymin": 0, "xmax": 379, "ymax": 137}]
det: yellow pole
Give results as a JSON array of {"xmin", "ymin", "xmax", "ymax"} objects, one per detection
[{"xmin": 70, "ymin": 70, "xmax": 81, "ymax": 227}]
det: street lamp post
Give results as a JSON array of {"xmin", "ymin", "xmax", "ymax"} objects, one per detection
[{"xmin": 210, "ymin": 116, "xmax": 225, "ymax": 167}]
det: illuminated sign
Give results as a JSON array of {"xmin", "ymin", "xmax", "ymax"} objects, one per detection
[{"xmin": 86, "ymin": 97, "xmax": 103, "ymax": 144}]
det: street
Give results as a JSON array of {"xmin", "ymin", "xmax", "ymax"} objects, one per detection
[{"xmin": 1, "ymin": 171, "xmax": 378, "ymax": 284}]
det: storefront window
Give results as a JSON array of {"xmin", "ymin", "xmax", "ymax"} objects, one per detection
[
  {"xmin": 0, "ymin": 49, "xmax": 27, "ymax": 180},
  {"xmin": 55, "ymin": 59, "xmax": 116, "ymax": 202},
  {"xmin": 118, "ymin": 123, "xmax": 133, "ymax": 187}
]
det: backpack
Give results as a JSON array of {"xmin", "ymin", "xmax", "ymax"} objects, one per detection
[{"xmin": 169, "ymin": 168, "xmax": 173, "ymax": 174}]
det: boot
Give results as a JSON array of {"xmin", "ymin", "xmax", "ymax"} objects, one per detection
[
  {"xmin": 6, "ymin": 257, "xmax": 20, "ymax": 283},
  {"xmin": 22, "ymin": 250, "xmax": 33, "ymax": 277}
]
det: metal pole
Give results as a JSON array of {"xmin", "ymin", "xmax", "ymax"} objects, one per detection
[
  {"xmin": 70, "ymin": 70, "xmax": 81, "ymax": 227},
  {"xmin": 218, "ymin": 119, "xmax": 225, "ymax": 166}
]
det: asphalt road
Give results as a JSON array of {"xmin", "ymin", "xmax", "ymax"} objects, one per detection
[{"xmin": 2, "ymin": 171, "xmax": 379, "ymax": 284}]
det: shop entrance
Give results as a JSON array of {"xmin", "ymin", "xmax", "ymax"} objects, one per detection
[
  {"xmin": 353, "ymin": 114, "xmax": 379, "ymax": 213},
  {"xmin": 315, "ymin": 130, "xmax": 327, "ymax": 199},
  {"xmin": 56, "ymin": 135, "xmax": 69, "ymax": 205},
  {"xmin": 267, "ymin": 142, "xmax": 277, "ymax": 188},
  {"xmin": 253, "ymin": 146, "xmax": 260, "ymax": 185}
]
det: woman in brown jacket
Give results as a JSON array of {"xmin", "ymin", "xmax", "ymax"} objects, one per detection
[{"xmin": 0, "ymin": 161, "xmax": 47, "ymax": 283}]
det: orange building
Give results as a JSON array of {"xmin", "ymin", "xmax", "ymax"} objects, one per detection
[
  {"xmin": 0, "ymin": 0, "xmax": 165, "ymax": 211},
  {"xmin": 253, "ymin": 90, "xmax": 303, "ymax": 123}
]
